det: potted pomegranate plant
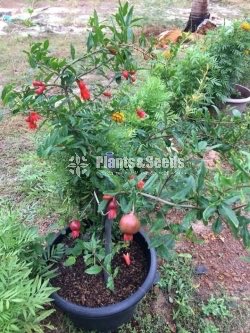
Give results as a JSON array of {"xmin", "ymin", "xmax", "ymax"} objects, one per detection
[
  {"xmin": 3, "ymin": 2, "xmax": 250, "ymax": 331},
  {"xmin": 2, "ymin": 3, "xmax": 160, "ymax": 331}
]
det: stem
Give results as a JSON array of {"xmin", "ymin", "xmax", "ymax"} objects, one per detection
[
  {"xmin": 232, "ymin": 204, "xmax": 248, "ymax": 211},
  {"xmin": 103, "ymin": 216, "xmax": 112, "ymax": 283},
  {"xmin": 139, "ymin": 192, "xmax": 200, "ymax": 209},
  {"xmin": 158, "ymin": 172, "xmax": 174, "ymax": 197}
]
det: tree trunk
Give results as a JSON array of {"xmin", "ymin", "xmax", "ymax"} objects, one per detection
[{"xmin": 184, "ymin": 0, "xmax": 210, "ymax": 32}]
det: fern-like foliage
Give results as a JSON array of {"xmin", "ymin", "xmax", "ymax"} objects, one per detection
[{"xmin": 0, "ymin": 209, "xmax": 58, "ymax": 333}]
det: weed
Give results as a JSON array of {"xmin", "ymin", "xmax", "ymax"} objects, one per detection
[{"xmin": 202, "ymin": 296, "xmax": 231, "ymax": 318}]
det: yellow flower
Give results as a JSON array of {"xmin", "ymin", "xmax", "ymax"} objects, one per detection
[
  {"xmin": 240, "ymin": 22, "xmax": 250, "ymax": 31},
  {"xmin": 111, "ymin": 112, "xmax": 125, "ymax": 123},
  {"xmin": 162, "ymin": 50, "xmax": 172, "ymax": 59},
  {"xmin": 244, "ymin": 49, "xmax": 250, "ymax": 55}
]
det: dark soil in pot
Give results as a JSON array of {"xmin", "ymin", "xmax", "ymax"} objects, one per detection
[{"xmin": 51, "ymin": 237, "xmax": 148, "ymax": 308}]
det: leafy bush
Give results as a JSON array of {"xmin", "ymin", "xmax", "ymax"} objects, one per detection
[
  {"xmin": 0, "ymin": 208, "xmax": 57, "ymax": 333},
  {"xmin": 205, "ymin": 21, "xmax": 250, "ymax": 102},
  {"xmin": 155, "ymin": 21, "xmax": 250, "ymax": 114}
]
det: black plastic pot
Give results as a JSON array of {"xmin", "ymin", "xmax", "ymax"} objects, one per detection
[{"xmin": 49, "ymin": 228, "xmax": 157, "ymax": 332}]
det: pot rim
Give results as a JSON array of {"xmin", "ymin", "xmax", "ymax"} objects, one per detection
[
  {"xmin": 225, "ymin": 84, "xmax": 250, "ymax": 104},
  {"xmin": 50, "ymin": 228, "xmax": 157, "ymax": 317}
]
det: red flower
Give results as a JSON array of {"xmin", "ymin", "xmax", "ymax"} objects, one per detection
[
  {"xmin": 25, "ymin": 111, "xmax": 41, "ymax": 130},
  {"xmin": 123, "ymin": 234, "xmax": 133, "ymax": 242},
  {"xmin": 123, "ymin": 253, "xmax": 131, "ymax": 266},
  {"xmin": 136, "ymin": 180, "xmax": 145, "ymax": 190},
  {"xmin": 35, "ymin": 86, "xmax": 46, "ymax": 95},
  {"xmin": 128, "ymin": 175, "xmax": 135, "ymax": 180},
  {"xmin": 71, "ymin": 230, "xmax": 80, "ymax": 239},
  {"xmin": 77, "ymin": 80, "xmax": 91, "ymax": 100},
  {"xmin": 33, "ymin": 81, "xmax": 46, "ymax": 95},
  {"xmin": 32, "ymin": 81, "xmax": 44, "ymax": 87},
  {"xmin": 122, "ymin": 70, "xmax": 129, "ymax": 80},
  {"xmin": 136, "ymin": 108, "xmax": 147, "ymax": 119},
  {"xmin": 103, "ymin": 91, "xmax": 112, "ymax": 98}
]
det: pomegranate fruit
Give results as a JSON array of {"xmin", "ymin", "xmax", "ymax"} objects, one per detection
[{"xmin": 119, "ymin": 212, "xmax": 141, "ymax": 235}]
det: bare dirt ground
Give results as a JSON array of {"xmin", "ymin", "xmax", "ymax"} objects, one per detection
[{"xmin": 0, "ymin": 0, "xmax": 249, "ymax": 37}]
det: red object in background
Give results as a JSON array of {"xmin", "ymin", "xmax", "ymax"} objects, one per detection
[
  {"xmin": 136, "ymin": 108, "xmax": 147, "ymax": 119},
  {"xmin": 25, "ymin": 111, "xmax": 41, "ymax": 130},
  {"xmin": 103, "ymin": 91, "xmax": 112, "ymax": 98},
  {"xmin": 33, "ymin": 81, "xmax": 46, "ymax": 95},
  {"xmin": 136, "ymin": 180, "xmax": 145, "ymax": 190},
  {"xmin": 77, "ymin": 80, "xmax": 91, "ymax": 100},
  {"xmin": 123, "ymin": 253, "xmax": 131, "ymax": 266},
  {"xmin": 122, "ymin": 70, "xmax": 129, "ymax": 80}
]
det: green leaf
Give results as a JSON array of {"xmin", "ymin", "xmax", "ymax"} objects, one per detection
[
  {"xmin": 197, "ymin": 161, "xmax": 206, "ymax": 192},
  {"xmin": 181, "ymin": 210, "xmax": 197, "ymax": 231},
  {"xmin": 212, "ymin": 218, "xmax": 223, "ymax": 234},
  {"xmin": 172, "ymin": 182, "xmax": 192, "ymax": 202},
  {"xmin": 219, "ymin": 204, "xmax": 239, "ymax": 228},
  {"xmin": 203, "ymin": 206, "xmax": 217, "ymax": 221},
  {"xmin": 98, "ymin": 200, "xmax": 108, "ymax": 213},
  {"xmin": 64, "ymin": 256, "xmax": 76, "ymax": 266},
  {"xmin": 1, "ymin": 83, "xmax": 14, "ymax": 104},
  {"xmin": 70, "ymin": 44, "xmax": 76, "ymax": 59},
  {"xmin": 43, "ymin": 39, "xmax": 49, "ymax": 49},
  {"xmin": 85, "ymin": 265, "xmax": 102, "ymax": 275},
  {"xmin": 197, "ymin": 141, "xmax": 207, "ymax": 152},
  {"xmin": 144, "ymin": 173, "xmax": 158, "ymax": 192},
  {"xmin": 150, "ymin": 218, "xmax": 165, "ymax": 233},
  {"xmin": 119, "ymin": 196, "xmax": 133, "ymax": 213}
]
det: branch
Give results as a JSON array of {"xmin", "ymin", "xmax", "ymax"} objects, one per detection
[
  {"xmin": 103, "ymin": 216, "xmax": 112, "ymax": 283},
  {"xmin": 139, "ymin": 192, "xmax": 200, "ymax": 209},
  {"xmin": 232, "ymin": 204, "xmax": 248, "ymax": 211}
]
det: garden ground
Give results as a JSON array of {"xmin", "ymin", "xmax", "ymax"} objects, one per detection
[{"xmin": 0, "ymin": 0, "xmax": 250, "ymax": 332}]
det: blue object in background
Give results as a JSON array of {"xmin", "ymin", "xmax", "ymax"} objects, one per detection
[{"xmin": 2, "ymin": 15, "xmax": 13, "ymax": 23}]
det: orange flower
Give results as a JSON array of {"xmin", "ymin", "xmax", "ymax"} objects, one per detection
[
  {"xmin": 111, "ymin": 112, "xmax": 125, "ymax": 123},
  {"xmin": 240, "ymin": 22, "xmax": 250, "ymax": 31}
]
